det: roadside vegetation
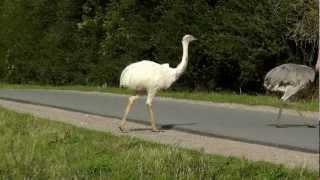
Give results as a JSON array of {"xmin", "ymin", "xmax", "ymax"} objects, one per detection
[
  {"xmin": 0, "ymin": 0, "xmax": 318, "ymax": 110},
  {"xmin": 0, "ymin": 0, "xmax": 318, "ymax": 93},
  {"xmin": 0, "ymin": 1, "xmax": 318, "ymax": 178},
  {"xmin": 0, "ymin": 107, "xmax": 317, "ymax": 179},
  {"xmin": 0, "ymin": 83, "xmax": 318, "ymax": 112}
]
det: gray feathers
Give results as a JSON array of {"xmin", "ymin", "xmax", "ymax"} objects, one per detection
[
  {"xmin": 264, "ymin": 63, "xmax": 318, "ymax": 127},
  {"xmin": 264, "ymin": 63, "xmax": 315, "ymax": 93}
]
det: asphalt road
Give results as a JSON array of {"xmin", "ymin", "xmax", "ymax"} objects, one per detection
[{"xmin": 0, "ymin": 89, "xmax": 318, "ymax": 153}]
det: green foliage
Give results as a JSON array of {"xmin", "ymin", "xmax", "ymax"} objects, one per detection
[
  {"xmin": 0, "ymin": 0, "xmax": 318, "ymax": 92},
  {"xmin": 286, "ymin": 0, "xmax": 319, "ymax": 66}
]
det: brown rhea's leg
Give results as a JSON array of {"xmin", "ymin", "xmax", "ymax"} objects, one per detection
[
  {"xmin": 276, "ymin": 101, "xmax": 285, "ymax": 128},
  {"xmin": 295, "ymin": 110, "xmax": 317, "ymax": 128},
  {"xmin": 276, "ymin": 86, "xmax": 301, "ymax": 128}
]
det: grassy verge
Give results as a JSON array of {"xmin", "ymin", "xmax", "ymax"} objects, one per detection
[
  {"xmin": 0, "ymin": 83, "xmax": 318, "ymax": 112},
  {"xmin": 0, "ymin": 107, "xmax": 317, "ymax": 179}
]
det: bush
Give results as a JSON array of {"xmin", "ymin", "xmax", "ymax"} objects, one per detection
[{"xmin": 0, "ymin": 0, "xmax": 318, "ymax": 92}]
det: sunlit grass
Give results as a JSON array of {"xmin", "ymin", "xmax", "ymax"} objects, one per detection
[
  {"xmin": 0, "ymin": 83, "xmax": 318, "ymax": 112},
  {"xmin": 0, "ymin": 107, "xmax": 317, "ymax": 179}
]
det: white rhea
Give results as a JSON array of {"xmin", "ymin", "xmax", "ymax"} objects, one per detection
[
  {"xmin": 118, "ymin": 34, "xmax": 197, "ymax": 132},
  {"xmin": 263, "ymin": 52, "xmax": 319, "ymax": 128}
]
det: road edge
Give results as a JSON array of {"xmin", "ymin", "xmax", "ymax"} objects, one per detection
[{"xmin": 0, "ymin": 99, "xmax": 318, "ymax": 171}]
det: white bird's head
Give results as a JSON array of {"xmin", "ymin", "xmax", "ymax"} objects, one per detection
[{"xmin": 182, "ymin": 34, "xmax": 197, "ymax": 43}]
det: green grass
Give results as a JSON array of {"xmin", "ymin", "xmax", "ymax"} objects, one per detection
[
  {"xmin": 0, "ymin": 83, "xmax": 318, "ymax": 112},
  {"xmin": 0, "ymin": 107, "xmax": 317, "ymax": 179}
]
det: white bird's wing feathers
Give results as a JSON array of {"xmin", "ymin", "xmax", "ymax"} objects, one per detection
[
  {"xmin": 160, "ymin": 63, "xmax": 170, "ymax": 68},
  {"xmin": 120, "ymin": 60, "xmax": 177, "ymax": 91}
]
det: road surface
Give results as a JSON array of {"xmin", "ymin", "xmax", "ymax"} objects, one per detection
[{"xmin": 0, "ymin": 89, "xmax": 318, "ymax": 153}]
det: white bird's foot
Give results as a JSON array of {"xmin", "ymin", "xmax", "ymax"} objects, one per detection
[
  {"xmin": 151, "ymin": 127, "xmax": 163, "ymax": 132},
  {"xmin": 118, "ymin": 125, "xmax": 128, "ymax": 133},
  {"xmin": 275, "ymin": 124, "xmax": 284, "ymax": 128}
]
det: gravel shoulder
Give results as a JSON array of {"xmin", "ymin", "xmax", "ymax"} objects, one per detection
[{"xmin": 0, "ymin": 99, "xmax": 318, "ymax": 171}]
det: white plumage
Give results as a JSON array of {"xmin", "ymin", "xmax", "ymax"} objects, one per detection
[
  {"xmin": 118, "ymin": 34, "xmax": 197, "ymax": 132},
  {"xmin": 120, "ymin": 60, "xmax": 177, "ymax": 91}
]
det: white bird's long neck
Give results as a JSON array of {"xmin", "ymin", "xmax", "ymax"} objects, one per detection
[
  {"xmin": 175, "ymin": 40, "xmax": 189, "ymax": 79},
  {"xmin": 316, "ymin": 48, "xmax": 320, "ymax": 71}
]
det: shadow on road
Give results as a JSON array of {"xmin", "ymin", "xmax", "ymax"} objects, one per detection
[
  {"xmin": 129, "ymin": 122, "xmax": 197, "ymax": 132},
  {"xmin": 161, "ymin": 122, "xmax": 197, "ymax": 130},
  {"xmin": 267, "ymin": 124, "xmax": 317, "ymax": 128}
]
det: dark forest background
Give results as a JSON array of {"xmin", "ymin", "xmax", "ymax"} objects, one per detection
[{"xmin": 0, "ymin": 0, "xmax": 318, "ymax": 93}]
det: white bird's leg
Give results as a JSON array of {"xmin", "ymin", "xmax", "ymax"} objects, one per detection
[
  {"xmin": 295, "ymin": 110, "xmax": 316, "ymax": 128},
  {"xmin": 146, "ymin": 90, "xmax": 160, "ymax": 132},
  {"xmin": 119, "ymin": 95, "xmax": 139, "ymax": 132}
]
